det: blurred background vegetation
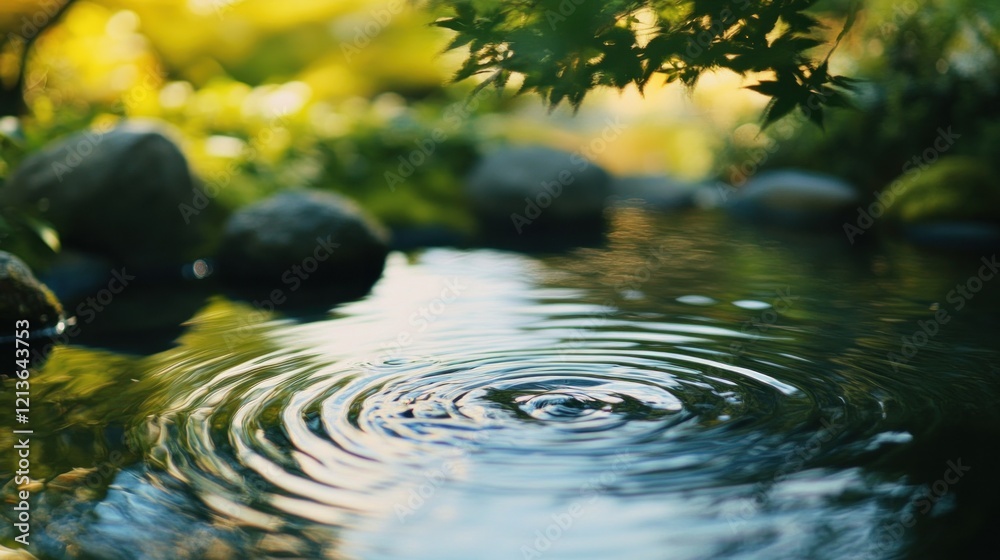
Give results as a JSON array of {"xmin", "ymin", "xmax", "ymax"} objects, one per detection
[{"xmin": 0, "ymin": 0, "xmax": 998, "ymax": 261}]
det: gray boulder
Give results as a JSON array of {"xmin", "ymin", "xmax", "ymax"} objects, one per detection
[
  {"xmin": 727, "ymin": 170, "xmax": 859, "ymax": 229},
  {"xmin": 466, "ymin": 145, "xmax": 611, "ymax": 243},
  {"xmin": 217, "ymin": 190, "xmax": 389, "ymax": 289},
  {"xmin": 0, "ymin": 120, "xmax": 202, "ymax": 266},
  {"xmin": 0, "ymin": 251, "xmax": 63, "ymax": 336}
]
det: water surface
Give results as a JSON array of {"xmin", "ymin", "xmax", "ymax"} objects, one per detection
[{"xmin": 3, "ymin": 209, "xmax": 1000, "ymax": 559}]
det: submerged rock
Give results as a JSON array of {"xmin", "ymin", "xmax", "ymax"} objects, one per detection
[
  {"xmin": 217, "ymin": 190, "xmax": 390, "ymax": 291},
  {"xmin": 466, "ymin": 145, "xmax": 611, "ymax": 246},
  {"xmin": 727, "ymin": 169, "xmax": 859, "ymax": 229},
  {"xmin": 0, "ymin": 120, "xmax": 203, "ymax": 267},
  {"xmin": 0, "ymin": 251, "xmax": 63, "ymax": 336},
  {"xmin": 884, "ymin": 157, "xmax": 1000, "ymax": 249}
]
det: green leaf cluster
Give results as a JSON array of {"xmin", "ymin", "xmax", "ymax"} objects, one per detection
[{"xmin": 432, "ymin": 0, "xmax": 857, "ymax": 126}]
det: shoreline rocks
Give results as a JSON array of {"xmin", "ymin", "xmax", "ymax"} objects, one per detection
[{"xmin": 216, "ymin": 190, "xmax": 390, "ymax": 291}]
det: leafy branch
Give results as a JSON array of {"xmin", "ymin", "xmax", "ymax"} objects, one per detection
[{"xmin": 431, "ymin": 0, "xmax": 859, "ymax": 127}]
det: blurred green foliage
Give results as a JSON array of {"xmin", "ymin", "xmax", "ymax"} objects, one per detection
[
  {"xmin": 885, "ymin": 157, "xmax": 1000, "ymax": 225},
  {"xmin": 733, "ymin": 0, "xmax": 1000, "ymax": 193}
]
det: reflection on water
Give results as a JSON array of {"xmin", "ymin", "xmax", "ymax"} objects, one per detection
[{"xmin": 3, "ymin": 209, "xmax": 1000, "ymax": 559}]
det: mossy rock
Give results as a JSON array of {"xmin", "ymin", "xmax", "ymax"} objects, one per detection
[
  {"xmin": 0, "ymin": 250, "xmax": 63, "ymax": 335},
  {"xmin": 886, "ymin": 157, "xmax": 1000, "ymax": 225}
]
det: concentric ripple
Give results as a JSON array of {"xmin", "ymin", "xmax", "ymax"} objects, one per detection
[{"xmin": 136, "ymin": 246, "xmax": 938, "ymax": 558}]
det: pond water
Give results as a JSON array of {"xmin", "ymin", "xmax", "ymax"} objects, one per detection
[{"xmin": 3, "ymin": 208, "xmax": 1000, "ymax": 559}]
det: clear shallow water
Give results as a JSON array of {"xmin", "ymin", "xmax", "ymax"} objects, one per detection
[{"xmin": 4, "ymin": 209, "xmax": 1000, "ymax": 559}]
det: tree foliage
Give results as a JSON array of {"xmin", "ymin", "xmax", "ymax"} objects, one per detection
[
  {"xmin": 760, "ymin": 0, "xmax": 1000, "ymax": 191},
  {"xmin": 431, "ymin": 0, "xmax": 858, "ymax": 126}
]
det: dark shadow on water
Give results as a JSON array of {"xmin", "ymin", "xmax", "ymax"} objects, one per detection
[
  {"xmin": 470, "ymin": 216, "xmax": 608, "ymax": 254},
  {"xmin": 52, "ymin": 282, "xmax": 213, "ymax": 356},
  {"xmin": 220, "ymin": 279, "xmax": 382, "ymax": 322},
  {"xmin": 390, "ymin": 225, "xmax": 468, "ymax": 251}
]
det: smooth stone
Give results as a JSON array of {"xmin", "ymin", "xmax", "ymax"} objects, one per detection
[
  {"xmin": 0, "ymin": 250, "xmax": 63, "ymax": 336},
  {"xmin": 217, "ymin": 190, "xmax": 389, "ymax": 290},
  {"xmin": 727, "ymin": 169, "xmax": 859, "ymax": 228},
  {"xmin": 466, "ymin": 145, "xmax": 611, "ymax": 244},
  {"xmin": 0, "ymin": 120, "xmax": 203, "ymax": 267}
]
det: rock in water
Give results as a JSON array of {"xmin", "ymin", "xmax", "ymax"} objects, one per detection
[
  {"xmin": 0, "ymin": 251, "xmax": 63, "ymax": 336},
  {"xmin": 466, "ymin": 145, "xmax": 611, "ymax": 246},
  {"xmin": 0, "ymin": 120, "xmax": 202, "ymax": 267},
  {"xmin": 727, "ymin": 169, "xmax": 859, "ymax": 229},
  {"xmin": 217, "ymin": 190, "xmax": 390, "ymax": 290}
]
